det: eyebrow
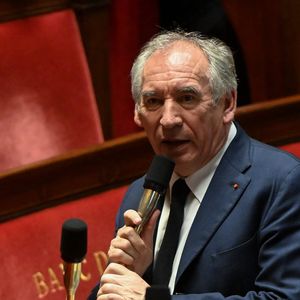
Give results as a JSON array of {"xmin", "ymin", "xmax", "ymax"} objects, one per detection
[
  {"xmin": 177, "ymin": 86, "xmax": 201, "ymax": 95},
  {"xmin": 141, "ymin": 86, "xmax": 202, "ymax": 98},
  {"xmin": 141, "ymin": 91, "xmax": 158, "ymax": 98}
]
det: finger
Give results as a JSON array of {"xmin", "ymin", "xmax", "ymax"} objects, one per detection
[
  {"xmin": 108, "ymin": 237, "xmax": 139, "ymax": 266},
  {"xmin": 117, "ymin": 225, "xmax": 146, "ymax": 256},
  {"xmin": 97, "ymin": 289, "xmax": 123, "ymax": 300},
  {"xmin": 100, "ymin": 274, "xmax": 121, "ymax": 286},
  {"xmin": 99, "ymin": 282, "xmax": 125, "ymax": 294},
  {"xmin": 123, "ymin": 209, "xmax": 141, "ymax": 227},
  {"xmin": 99, "ymin": 265, "xmax": 129, "ymax": 287},
  {"xmin": 103, "ymin": 262, "xmax": 130, "ymax": 276},
  {"xmin": 97, "ymin": 282, "xmax": 126, "ymax": 300},
  {"xmin": 141, "ymin": 209, "xmax": 160, "ymax": 246},
  {"xmin": 97, "ymin": 294, "xmax": 122, "ymax": 300}
]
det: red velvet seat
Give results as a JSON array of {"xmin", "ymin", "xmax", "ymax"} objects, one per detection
[
  {"xmin": 0, "ymin": 9, "xmax": 103, "ymax": 173},
  {"xmin": 280, "ymin": 142, "xmax": 300, "ymax": 158},
  {"xmin": 0, "ymin": 186, "xmax": 127, "ymax": 299}
]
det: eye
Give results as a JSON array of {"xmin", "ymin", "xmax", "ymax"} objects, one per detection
[
  {"xmin": 181, "ymin": 94, "xmax": 195, "ymax": 102},
  {"xmin": 178, "ymin": 94, "xmax": 199, "ymax": 108},
  {"xmin": 142, "ymin": 97, "xmax": 163, "ymax": 111}
]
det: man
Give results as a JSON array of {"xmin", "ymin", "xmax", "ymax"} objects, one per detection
[{"xmin": 89, "ymin": 30, "xmax": 300, "ymax": 299}]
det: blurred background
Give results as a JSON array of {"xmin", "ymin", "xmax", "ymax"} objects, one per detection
[
  {"xmin": 1, "ymin": 1, "xmax": 300, "ymax": 299},
  {"xmin": 1, "ymin": 0, "xmax": 300, "ymax": 141}
]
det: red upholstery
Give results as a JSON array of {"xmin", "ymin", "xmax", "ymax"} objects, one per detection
[
  {"xmin": 0, "ymin": 186, "xmax": 127, "ymax": 299},
  {"xmin": 0, "ymin": 10, "xmax": 103, "ymax": 173},
  {"xmin": 280, "ymin": 142, "xmax": 300, "ymax": 158}
]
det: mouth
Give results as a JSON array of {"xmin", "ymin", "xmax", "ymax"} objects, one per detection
[{"xmin": 161, "ymin": 139, "xmax": 190, "ymax": 149}]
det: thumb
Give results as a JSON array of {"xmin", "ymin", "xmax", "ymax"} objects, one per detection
[{"xmin": 140, "ymin": 209, "xmax": 160, "ymax": 247}]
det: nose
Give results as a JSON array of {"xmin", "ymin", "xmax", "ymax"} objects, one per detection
[{"xmin": 159, "ymin": 100, "xmax": 183, "ymax": 129}]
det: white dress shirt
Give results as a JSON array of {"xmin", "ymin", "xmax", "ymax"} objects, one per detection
[{"xmin": 154, "ymin": 123, "xmax": 237, "ymax": 293}]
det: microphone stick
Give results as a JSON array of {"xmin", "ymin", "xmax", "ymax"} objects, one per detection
[
  {"xmin": 136, "ymin": 155, "xmax": 175, "ymax": 234},
  {"xmin": 60, "ymin": 218, "xmax": 87, "ymax": 300}
]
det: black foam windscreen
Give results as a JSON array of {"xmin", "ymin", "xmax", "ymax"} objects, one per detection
[
  {"xmin": 60, "ymin": 218, "xmax": 87, "ymax": 263},
  {"xmin": 144, "ymin": 155, "xmax": 175, "ymax": 193},
  {"xmin": 145, "ymin": 286, "xmax": 171, "ymax": 300}
]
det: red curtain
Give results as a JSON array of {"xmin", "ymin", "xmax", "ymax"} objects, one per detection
[{"xmin": 109, "ymin": 0, "xmax": 159, "ymax": 138}]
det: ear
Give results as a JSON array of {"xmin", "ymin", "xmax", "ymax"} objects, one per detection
[
  {"xmin": 223, "ymin": 90, "xmax": 237, "ymax": 124},
  {"xmin": 134, "ymin": 106, "xmax": 143, "ymax": 128}
]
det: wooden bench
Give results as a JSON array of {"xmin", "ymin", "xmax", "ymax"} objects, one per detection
[{"xmin": 1, "ymin": 94, "xmax": 300, "ymax": 223}]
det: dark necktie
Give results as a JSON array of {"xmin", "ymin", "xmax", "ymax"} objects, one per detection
[{"xmin": 152, "ymin": 178, "xmax": 190, "ymax": 285}]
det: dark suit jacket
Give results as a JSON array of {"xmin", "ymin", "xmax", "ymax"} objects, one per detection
[{"xmin": 88, "ymin": 124, "xmax": 300, "ymax": 299}]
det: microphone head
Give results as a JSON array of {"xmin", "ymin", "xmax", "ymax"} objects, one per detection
[
  {"xmin": 144, "ymin": 155, "xmax": 175, "ymax": 193},
  {"xmin": 60, "ymin": 218, "xmax": 87, "ymax": 263},
  {"xmin": 145, "ymin": 286, "xmax": 171, "ymax": 300}
]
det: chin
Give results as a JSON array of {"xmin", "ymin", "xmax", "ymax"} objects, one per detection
[
  {"xmin": 173, "ymin": 161, "xmax": 192, "ymax": 177},
  {"xmin": 175, "ymin": 155, "xmax": 203, "ymax": 176}
]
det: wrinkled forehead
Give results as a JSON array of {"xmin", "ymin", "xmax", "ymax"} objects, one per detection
[
  {"xmin": 150, "ymin": 40, "xmax": 207, "ymax": 63},
  {"xmin": 144, "ymin": 41, "xmax": 209, "ymax": 74},
  {"xmin": 142, "ymin": 41, "xmax": 210, "ymax": 84}
]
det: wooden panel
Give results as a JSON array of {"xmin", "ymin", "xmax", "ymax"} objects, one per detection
[
  {"xmin": 74, "ymin": 1, "xmax": 112, "ymax": 139},
  {"xmin": 0, "ymin": 132, "xmax": 153, "ymax": 222},
  {"xmin": 0, "ymin": 0, "xmax": 69, "ymax": 22},
  {"xmin": 1, "ymin": 94, "xmax": 300, "ymax": 222},
  {"xmin": 0, "ymin": 0, "xmax": 110, "ymax": 22},
  {"xmin": 221, "ymin": 0, "xmax": 283, "ymax": 102},
  {"xmin": 222, "ymin": 0, "xmax": 300, "ymax": 102},
  {"xmin": 280, "ymin": 0, "xmax": 300, "ymax": 96},
  {"xmin": 236, "ymin": 94, "xmax": 300, "ymax": 145}
]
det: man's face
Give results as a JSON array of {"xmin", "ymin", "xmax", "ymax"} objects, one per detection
[{"xmin": 134, "ymin": 41, "xmax": 236, "ymax": 176}]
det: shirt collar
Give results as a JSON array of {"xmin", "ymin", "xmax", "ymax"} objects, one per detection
[{"xmin": 170, "ymin": 122, "xmax": 237, "ymax": 202}]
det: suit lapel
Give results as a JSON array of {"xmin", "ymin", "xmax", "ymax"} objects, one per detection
[{"xmin": 176, "ymin": 123, "xmax": 252, "ymax": 282}]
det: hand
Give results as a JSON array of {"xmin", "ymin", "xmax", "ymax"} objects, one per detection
[
  {"xmin": 97, "ymin": 263, "xmax": 150, "ymax": 300},
  {"xmin": 108, "ymin": 209, "xmax": 160, "ymax": 276}
]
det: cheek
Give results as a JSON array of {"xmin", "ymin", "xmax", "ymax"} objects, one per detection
[
  {"xmin": 186, "ymin": 113, "xmax": 210, "ymax": 137},
  {"xmin": 140, "ymin": 119, "xmax": 160, "ymax": 146},
  {"xmin": 139, "ymin": 113, "xmax": 161, "ymax": 131},
  {"xmin": 187, "ymin": 115, "xmax": 220, "ymax": 146}
]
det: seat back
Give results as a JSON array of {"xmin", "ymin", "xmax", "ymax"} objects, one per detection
[
  {"xmin": 0, "ymin": 186, "xmax": 127, "ymax": 299},
  {"xmin": 0, "ymin": 9, "xmax": 104, "ymax": 173},
  {"xmin": 280, "ymin": 142, "xmax": 300, "ymax": 158}
]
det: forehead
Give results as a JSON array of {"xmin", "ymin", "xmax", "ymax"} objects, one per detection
[
  {"xmin": 146, "ymin": 40, "xmax": 207, "ymax": 66},
  {"xmin": 142, "ymin": 41, "xmax": 209, "ymax": 90}
]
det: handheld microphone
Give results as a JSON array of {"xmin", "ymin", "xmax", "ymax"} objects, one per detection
[
  {"xmin": 135, "ymin": 155, "xmax": 175, "ymax": 234},
  {"xmin": 60, "ymin": 218, "xmax": 87, "ymax": 300},
  {"xmin": 145, "ymin": 285, "xmax": 171, "ymax": 300}
]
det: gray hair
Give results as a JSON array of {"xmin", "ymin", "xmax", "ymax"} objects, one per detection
[{"xmin": 131, "ymin": 30, "xmax": 237, "ymax": 106}]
